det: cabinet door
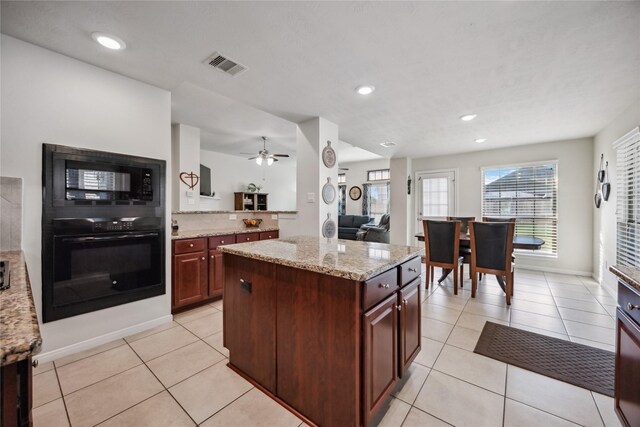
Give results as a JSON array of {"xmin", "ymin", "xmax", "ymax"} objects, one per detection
[
  {"xmin": 173, "ymin": 251, "xmax": 207, "ymax": 308},
  {"xmin": 399, "ymin": 278, "xmax": 421, "ymax": 377},
  {"xmin": 363, "ymin": 293, "xmax": 398, "ymax": 427},
  {"xmin": 208, "ymin": 250, "xmax": 223, "ymax": 297},
  {"xmin": 615, "ymin": 309, "xmax": 640, "ymax": 427}
]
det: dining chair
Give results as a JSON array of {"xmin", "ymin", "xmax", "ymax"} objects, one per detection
[
  {"xmin": 469, "ymin": 221, "xmax": 515, "ymax": 305},
  {"xmin": 423, "ymin": 220, "xmax": 464, "ymax": 295},
  {"xmin": 447, "ymin": 216, "xmax": 475, "ymax": 280}
]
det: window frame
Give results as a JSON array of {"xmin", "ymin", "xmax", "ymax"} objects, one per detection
[
  {"xmin": 337, "ymin": 173, "xmax": 346, "ymax": 184},
  {"xmin": 480, "ymin": 160, "xmax": 559, "ymax": 258},
  {"xmin": 615, "ymin": 127, "xmax": 640, "ymax": 268},
  {"xmin": 367, "ymin": 169, "xmax": 390, "ymax": 182}
]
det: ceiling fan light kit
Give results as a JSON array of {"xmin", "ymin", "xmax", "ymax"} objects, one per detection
[{"xmin": 247, "ymin": 136, "xmax": 289, "ymax": 166}]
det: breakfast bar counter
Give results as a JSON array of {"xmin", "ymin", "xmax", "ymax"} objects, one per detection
[{"xmin": 219, "ymin": 236, "xmax": 423, "ymax": 426}]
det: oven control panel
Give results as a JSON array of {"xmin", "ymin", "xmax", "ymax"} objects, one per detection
[{"xmin": 94, "ymin": 220, "xmax": 135, "ymax": 232}]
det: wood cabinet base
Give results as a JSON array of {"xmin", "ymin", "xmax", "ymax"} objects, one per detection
[{"xmin": 1, "ymin": 357, "xmax": 33, "ymax": 427}]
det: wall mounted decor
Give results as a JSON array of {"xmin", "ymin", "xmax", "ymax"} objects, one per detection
[
  {"xmin": 597, "ymin": 154, "xmax": 605, "ymax": 182},
  {"xmin": 349, "ymin": 186, "xmax": 362, "ymax": 201},
  {"xmin": 407, "ymin": 175, "xmax": 412, "ymax": 195},
  {"xmin": 602, "ymin": 161, "xmax": 611, "ymax": 201},
  {"xmin": 322, "ymin": 213, "xmax": 336, "ymax": 238},
  {"xmin": 322, "ymin": 140, "xmax": 336, "ymax": 168},
  {"xmin": 179, "ymin": 171, "xmax": 199, "ymax": 190},
  {"xmin": 322, "ymin": 177, "xmax": 336, "ymax": 204}
]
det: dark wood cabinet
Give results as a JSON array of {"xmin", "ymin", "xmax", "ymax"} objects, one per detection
[
  {"xmin": 399, "ymin": 278, "xmax": 421, "ymax": 377},
  {"xmin": 234, "ymin": 192, "xmax": 268, "ymax": 211},
  {"xmin": 172, "ymin": 251, "xmax": 208, "ymax": 308},
  {"xmin": 363, "ymin": 293, "xmax": 398, "ymax": 427},
  {"xmin": 614, "ymin": 281, "xmax": 640, "ymax": 426},
  {"xmin": 172, "ymin": 230, "xmax": 279, "ymax": 311},
  {"xmin": 1, "ymin": 357, "xmax": 33, "ymax": 427},
  {"xmin": 208, "ymin": 250, "xmax": 223, "ymax": 298}
]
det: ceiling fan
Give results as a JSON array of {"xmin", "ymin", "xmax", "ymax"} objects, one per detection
[{"xmin": 245, "ymin": 136, "xmax": 289, "ymax": 166}]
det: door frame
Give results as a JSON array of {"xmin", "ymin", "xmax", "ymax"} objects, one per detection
[{"xmin": 414, "ymin": 168, "xmax": 459, "ymax": 235}]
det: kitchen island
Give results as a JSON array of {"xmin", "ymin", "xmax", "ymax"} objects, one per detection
[{"xmin": 219, "ymin": 236, "xmax": 423, "ymax": 427}]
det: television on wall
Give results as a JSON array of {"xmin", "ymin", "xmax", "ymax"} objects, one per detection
[{"xmin": 200, "ymin": 164, "xmax": 212, "ymax": 196}]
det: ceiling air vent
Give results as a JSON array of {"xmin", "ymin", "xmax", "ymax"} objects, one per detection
[
  {"xmin": 204, "ymin": 52, "xmax": 247, "ymax": 76},
  {"xmin": 380, "ymin": 141, "xmax": 397, "ymax": 148}
]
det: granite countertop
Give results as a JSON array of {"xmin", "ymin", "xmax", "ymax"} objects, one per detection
[
  {"xmin": 610, "ymin": 265, "xmax": 640, "ymax": 292},
  {"xmin": 172, "ymin": 226, "xmax": 280, "ymax": 240},
  {"xmin": 0, "ymin": 250, "xmax": 42, "ymax": 366},
  {"xmin": 218, "ymin": 236, "xmax": 423, "ymax": 281},
  {"xmin": 172, "ymin": 210, "xmax": 297, "ymax": 215}
]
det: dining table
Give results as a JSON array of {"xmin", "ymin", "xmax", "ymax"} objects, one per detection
[{"xmin": 414, "ymin": 232, "xmax": 545, "ymax": 291}]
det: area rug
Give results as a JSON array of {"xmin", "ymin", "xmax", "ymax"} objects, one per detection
[{"xmin": 474, "ymin": 321, "xmax": 615, "ymax": 397}]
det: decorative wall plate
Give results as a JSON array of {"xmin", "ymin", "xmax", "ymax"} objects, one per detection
[
  {"xmin": 322, "ymin": 213, "xmax": 336, "ymax": 238},
  {"xmin": 322, "ymin": 177, "xmax": 336, "ymax": 204},
  {"xmin": 349, "ymin": 186, "xmax": 362, "ymax": 201},
  {"xmin": 322, "ymin": 140, "xmax": 336, "ymax": 168},
  {"xmin": 602, "ymin": 161, "xmax": 611, "ymax": 201}
]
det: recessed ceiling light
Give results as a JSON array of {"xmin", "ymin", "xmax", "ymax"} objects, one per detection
[
  {"xmin": 91, "ymin": 32, "xmax": 126, "ymax": 50},
  {"xmin": 356, "ymin": 85, "xmax": 375, "ymax": 95},
  {"xmin": 475, "ymin": 138, "xmax": 487, "ymax": 143},
  {"xmin": 380, "ymin": 141, "xmax": 396, "ymax": 148},
  {"xmin": 460, "ymin": 114, "xmax": 477, "ymax": 121}
]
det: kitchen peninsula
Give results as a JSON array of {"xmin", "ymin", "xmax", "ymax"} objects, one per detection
[{"xmin": 219, "ymin": 236, "xmax": 423, "ymax": 426}]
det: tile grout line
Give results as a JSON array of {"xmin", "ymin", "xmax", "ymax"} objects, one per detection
[
  {"xmin": 589, "ymin": 391, "xmax": 608, "ymax": 427},
  {"xmin": 52, "ymin": 361, "xmax": 73, "ymax": 427}
]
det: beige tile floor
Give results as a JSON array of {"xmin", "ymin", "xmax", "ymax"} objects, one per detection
[{"xmin": 31, "ymin": 267, "xmax": 622, "ymax": 427}]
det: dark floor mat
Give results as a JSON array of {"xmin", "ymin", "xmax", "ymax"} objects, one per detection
[{"xmin": 474, "ymin": 321, "xmax": 615, "ymax": 396}]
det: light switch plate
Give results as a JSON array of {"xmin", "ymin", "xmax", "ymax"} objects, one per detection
[
  {"xmin": 229, "ymin": 214, "xmax": 237, "ymax": 220},
  {"xmin": 272, "ymin": 214, "xmax": 278, "ymax": 220},
  {"xmin": 307, "ymin": 192, "xmax": 315, "ymax": 203}
]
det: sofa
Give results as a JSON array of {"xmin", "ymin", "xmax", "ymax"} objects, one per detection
[{"xmin": 338, "ymin": 215, "xmax": 373, "ymax": 240}]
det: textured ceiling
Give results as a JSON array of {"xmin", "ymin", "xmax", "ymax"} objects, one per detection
[{"xmin": 2, "ymin": 1, "xmax": 639, "ymax": 158}]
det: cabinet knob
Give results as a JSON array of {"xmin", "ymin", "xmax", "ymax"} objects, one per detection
[
  {"xmin": 246, "ymin": 237, "xmax": 250, "ymax": 241},
  {"xmin": 189, "ymin": 243, "xmax": 194, "ymax": 247},
  {"xmin": 408, "ymin": 268, "xmax": 417, "ymax": 273},
  {"xmin": 32, "ymin": 359, "xmax": 39, "ymax": 368},
  {"xmin": 628, "ymin": 302, "xmax": 640, "ymax": 311},
  {"xmin": 396, "ymin": 305, "xmax": 402, "ymax": 311},
  {"xmin": 403, "ymin": 299, "xmax": 408, "ymax": 305},
  {"xmin": 201, "ymin": 257, "xmax": 205, "ymax": 261},
  {"xmin": 221, "ymin": 240, "xmax": 225, "ymax": 244},
  {"xmin": 211, "ymin": 255, "xmax": 214, "ymax": 259},
  {"xmin": 378, "ymin": 283, "xmax": 390, "ymax": 289}
]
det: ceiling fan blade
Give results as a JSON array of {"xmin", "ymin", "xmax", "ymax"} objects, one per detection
[
  {"xmin": 240, "ymin": 152, "xmax": 255, "ymax": 155},
  {"xmin": 273, "ymin": 154, "xmax": 289, "ymax": 157},
  {"xmin": 247, "ymin": 156, "xmax": 258, "ymax": 160},
  {"xmin": 339, "ymin": 167, "xmax": 349, "ymax": 171}
]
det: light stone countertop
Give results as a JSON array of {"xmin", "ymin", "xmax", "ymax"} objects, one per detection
[
  {"xmin": 171, "ymin": 227, "xmax": 280, "ymax": 240},
  {"xmin": 610, "ymin": 265, "xmax": 640, "ymax": 293},
  {"xmin": 218, "ymin": 235, "xmax": 423, "ymax": 281},
  {"xmin": 0, "ymin": 250, "xmax": 42, "ymax": 366}
]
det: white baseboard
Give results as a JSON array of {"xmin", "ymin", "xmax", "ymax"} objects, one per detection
[
  {"xmin": 515, "ymin": 264, "xmax": 592, "ymax": 277},
  {"xmin": 34, "ymin": 315, "xmax": 174, "ymax": 364}
]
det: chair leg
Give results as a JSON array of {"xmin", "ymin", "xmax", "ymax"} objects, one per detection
[
  {"xmin": 469, "ymin": 264, "xmax": 473, "ymax": 279},
  {"xmin": 459, "ymin": 264, "xmax": 464, "ymax": 288},
  {"xmin": 471, "ymin": 269, "xmax": 477, "ymax": 298},
  {"xmin": 506, "ymin": 272, "xmax": 513, "ymax": 305},
  {"xmin": 453, "ymin": 264, "xmax": 458, "ymax": 295},
  {"xmin": 511, "ymin": 269, "xmax": 515, "ymax": 295},
  {"xmin": 430, "ymin": 265, "xmax": 434, "ymax": 284},
  {"xmin": 425, "ymin": 262, "xmax": 430, "ymax": 290}
]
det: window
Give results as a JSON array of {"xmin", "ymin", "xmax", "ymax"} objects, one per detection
[
  {"xmin": 367, "ymin": 169, "xmax": 390, "ymax": 181},
  {"xmin": 481, "ymin": 162, "xmax": 558, "ymax": 256},
  {"xmin": 365, "ymin": 182, "xmax": 390, "ymax": 221},
  {"xmin": 616, "ymin": 127, "xmax": 640, "ymax": 267},
  {"xmin": 418, "ymin": 171, "xmax": 455, "ymax": 218},
  {"xmin": 337, "ymin": 173, "xmax": 346, "ymax": 184},
  {"xmin": 338, "ymin": 185, "xmax": 346, "ymax": 216}
]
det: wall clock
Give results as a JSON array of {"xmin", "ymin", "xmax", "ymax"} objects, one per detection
[{"xmin": 349, "ymin": 186, "xmax": 362, "ymax": 201}]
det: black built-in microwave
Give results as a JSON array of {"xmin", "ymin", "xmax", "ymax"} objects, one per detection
[{"xmin": 44, "ymin": 144, "xmax": 162, "ymax": 207}]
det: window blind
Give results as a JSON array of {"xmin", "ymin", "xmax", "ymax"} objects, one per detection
[
  {"xmin": 615, "ymin": 127, "xmax": 640, "ymax": 267},
  {"xmin": 481, "ymin": 162, "xmax": 558, "ymax": 256}
]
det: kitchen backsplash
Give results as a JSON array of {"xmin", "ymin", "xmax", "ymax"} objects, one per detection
[
  {"xmin": 0, "ymin": 176, "xmax": 22, "ymax": 251},
  {"xmin": 172, "ymin": 211, "xmax": 278, "ymax": 232}
]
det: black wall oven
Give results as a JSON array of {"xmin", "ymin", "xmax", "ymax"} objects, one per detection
[{"xmin": 42, "ymin": 144, "xmax": 166, "ymax": 322}]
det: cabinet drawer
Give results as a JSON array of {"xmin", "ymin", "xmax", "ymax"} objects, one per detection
[
  {"xmin": 618, "ymin": 280, "xmax": 640, "ymax": 327},
  {"xmin": 209, "ymin": 234, "xmax": 236, "ymax": 249},
  {"xmin": 363, "ymin": 268, "xmax": 399, "ymax": 311},
  {"xmin": 237, "ymin": 232, "xmax": 260, "ymax": 243},
  {"xmin": 400, "ymin": 257, "xmax": 421, "ymax": 286},
  {"xmin": 259, "ymin": 231, "xmax": 279, "ymax": 240},
  {"xmin": 174, "ymin": 238, "xmax": 206, "ymax": 254}
]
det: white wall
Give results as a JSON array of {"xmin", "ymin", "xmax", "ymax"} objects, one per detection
[
  {"xmin": 411, "ymin": 138, "xmax": 594, "ymax": 275},
  {"xmin": 593, "ymin": 99, "xmax": 640, "ymax": 291},
  {"xmin": 199, "ymin": 149, "xmax": 296, "ymax": 211},
  {"xmin": 339, "ymin": 158, "xmax": 390, "ymax": 215},
  {"xmin": 172, "ymin": 124, "xmax": 201, "ymax": 211},
  {"xmin": 0, "ymin": 35, "xmax": 172, "ymax": 356}
]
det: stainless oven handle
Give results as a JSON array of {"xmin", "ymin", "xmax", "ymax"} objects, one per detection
[{"xmin": 61, "ymin": 233, "xmax": 159, "ymax": 243}]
